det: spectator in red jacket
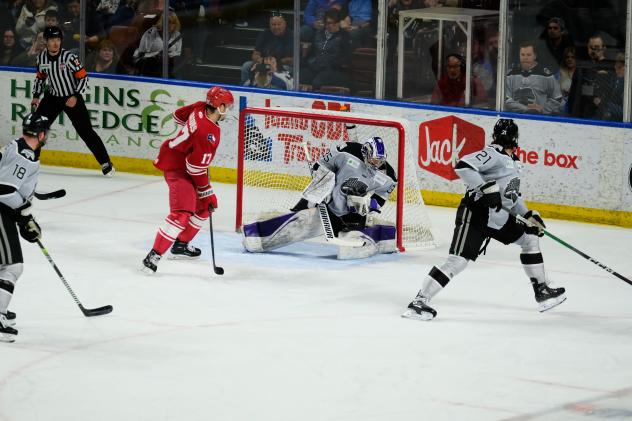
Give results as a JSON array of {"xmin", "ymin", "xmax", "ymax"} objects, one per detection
[{"xmin": 431, "ymin": 53, "xmax": 487, "ymax": 107}]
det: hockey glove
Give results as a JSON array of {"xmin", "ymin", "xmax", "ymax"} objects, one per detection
[
  {"xmin": 19, "ymin": 216, "xmax": 41, "ymax": 243},
  {"xmin": 16, "ymin": 200, "xmax": 41, "ymax": 243},
  {"xmin": 523, "ymin": 210, "xmax": 545, "ymax": 237},
  {"xmin": 480, "ymin": 181, "xmax": 502, "ymax": 212},
  {"xmin": 197, "ymin": 185, "xmax": 218, "ymax": 212}
]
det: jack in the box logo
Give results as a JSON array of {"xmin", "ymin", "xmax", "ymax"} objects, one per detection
[{"xmin": 418, "ymin": 116, "xmax": 486, "ymax": 181}]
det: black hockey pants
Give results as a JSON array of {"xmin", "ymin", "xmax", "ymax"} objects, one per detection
[{"xmin": 36, "ymin": 94, "xmax": 111, "ymax": 165}]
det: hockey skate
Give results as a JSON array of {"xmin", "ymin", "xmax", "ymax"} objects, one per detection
[
  {"xmin": 401, "ymin": 294, "xmax": 437, "ymax": 321},
  {"xmin": 168, "ymin": 241, "xmax": 201, "ymax": 260},
  {"xmin": 141, "ymin": 249, "xmax": 162, "ymax": 274},
  {"xmin": 532, "ymin": 278, "xmax": 566, "ymax": 312},
  {"xmin": 0, "ymin": 313, "xmax": 17, "ymax": 343},
  {"xmin": 101, "ymin": 162, "xmax": 115, "ymax": 177},
  {"xmin": 4, "ymin": 310, "xmax": 16, "ymax": 327}
]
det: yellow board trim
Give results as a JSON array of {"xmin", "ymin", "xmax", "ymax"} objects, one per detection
[{"xmin": 41, "ymin": 151, "xmax": 632, "ymax": 228}]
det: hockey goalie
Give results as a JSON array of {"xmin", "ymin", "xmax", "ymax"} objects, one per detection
[{"xmin": 242, "ymin": 137, "xmax": 399, "ymax": 259}]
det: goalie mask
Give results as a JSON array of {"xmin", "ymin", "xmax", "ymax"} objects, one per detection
[
  {"xmin": 492, "ymin": 118, "xmax": 519, "ymax": 148},
  {"xmin": 361, "ymin": 137, "xmax": 387, "ymax": 169}
]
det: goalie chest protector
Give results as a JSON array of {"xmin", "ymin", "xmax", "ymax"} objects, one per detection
[{"xmin": 318, "ymin": 143, "xmax": 396, "ymax": 217}]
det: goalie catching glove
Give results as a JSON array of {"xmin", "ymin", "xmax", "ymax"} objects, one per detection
[
  {"xmin": 16, "ymin": 201, "xmax": 41, "ymax": 243},
  {"xmin": 523, "ymin": 210, "xmax": 545, "ymax": 237},
  {"xmin": 197, "ymin": 184, "xmax": 218, "ymax": 211}
]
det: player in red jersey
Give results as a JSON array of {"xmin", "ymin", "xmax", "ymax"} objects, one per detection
[{"xmin": 141, "ymin": 86, "xmax": 234, "ymax": 274}]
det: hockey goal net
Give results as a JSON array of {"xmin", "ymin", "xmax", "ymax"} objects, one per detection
[{"xmin": 236, "ymin": 106, "xmax": 437, "ymax": 251}]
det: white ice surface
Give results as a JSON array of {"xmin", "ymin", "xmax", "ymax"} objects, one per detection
[{"xmin": 1, "ymin": 166, "xmax": 631, "ymax": 421}]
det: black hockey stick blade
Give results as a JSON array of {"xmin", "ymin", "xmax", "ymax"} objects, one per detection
[
  {"xmin": 214, "ymin": 266, "xmax": 224, "ymax": 275},
  {"xmin": 80, "ymin": 304, "xmax": 113, "ymax": 317},
  {"xmin": 34, "ymin": 189, "xmax": 67, "ymax": 200}
]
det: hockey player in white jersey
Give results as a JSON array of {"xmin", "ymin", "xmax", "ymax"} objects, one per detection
[
  {"xmin": 402, "ymin": 118, "xmax": 566, "ymax": 321},
  {"xmin": 0, "ymin": 113, "xmax": 50, "ymax": 342},
  {"xmin": 242, "ymin": 136, "xmax": 398, "ymax": 259}
]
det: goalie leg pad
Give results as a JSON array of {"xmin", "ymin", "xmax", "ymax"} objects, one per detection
[
  {"xmin": 336, "ymin": 224, "xmax": 397, "ymax": 260},
  {"xmin": 243, "ymin": 208, "xmax": 322, "ymax": 252}
]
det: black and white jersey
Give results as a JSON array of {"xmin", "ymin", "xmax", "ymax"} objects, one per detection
[
  {"xmin": 505, "ymin": 63, "xmax": 564, "ymax": 114},
  {"xmin": 455, "ymin": 143, "xmax": 528, "ymax": 228},
  {"xmin": 0, "ymin": 138, "xmax": 40, "ymax": 209},
  {"xmin": 318, "ymin": 142, "xmax": 397, "ymax": 217},
  {"xmin": 33, "ymin": 49, "xmax": 88, "ymax": 98}
]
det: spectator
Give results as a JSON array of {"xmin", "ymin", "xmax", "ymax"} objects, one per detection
[
  {"xmin": 87, "ymin": 39, "xmax": 118, "ymax": 74},
  {"xmin": 558, "ymin": 46, "xmax": 577, "ymax": 111},
  {"xmin": 95, "ymin": 0, "xmax": 120, "ymax": 30},
  {"xmin": 240, "ymin": 12, "xmax": 293, "ymax": 85},
  {"xmin": 245, "ymin": 62, "xmax": 289, "ymax": 90},
  {"xmin": 569, "ymin": 34, "xmax": 612, "ymax": 119},
  {"xmin": 505, "ymin": 41, "xmax": 563, "ymax": 115},
  {"xmin": 15, "ymin": 0, "xmax": 58, "ymax": 49},
  {"xmin": 340, "ymin": 0, "xmax": 372, "ymax": 49},
  {"xmin": 10, "ymin": 30, "xmax": 44, "ymax": 67},
  {"xmin": 133, "ymin": 10, "xmax": 182, "ymax": 78},
  {"xmin": 537, "ymin": 17, "xmax": 573, "ymax": 73},
  {"xmin": 431, "ymin": 53, "xmax": 487, "ymax": 107},
  {"xmin": 1, "ymin": 29, "xmax": 22, "ymax": 65},
  {"xmin": 61, "ymin": 0, "xmax": 105, "ymax": 52},
  {"xmin": 263, "ymin": 55, "xmax": 293, "ymax": 90},
  {"xmin": 300, "ymin": 0, "xmax": 345, "ymax": 44},
  {"xmin": 44, "ymin": 9, "xmax": 58, "ymax": 28},
  {"xmin": 300, "ymin": 9, "xmax": 353, "ymax": 92},
  {"xmin": 602, "ymin": 52, "xmax": 625, "ymax": 121},
  {"xmin": 472, "ymin": 29, "xmax": 499, "ymax": 98}
]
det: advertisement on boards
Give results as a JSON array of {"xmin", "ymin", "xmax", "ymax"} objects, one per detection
[{"xmin": 0, "ymin": 69, "xmax": 630, "ymax": 217}]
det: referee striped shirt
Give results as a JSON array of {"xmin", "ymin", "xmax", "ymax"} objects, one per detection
[{"xmin": 32, "ymin": 49, "xmax": 88, "ymax": 99}]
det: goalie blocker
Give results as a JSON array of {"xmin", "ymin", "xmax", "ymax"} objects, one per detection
[{"xmin": 242, "ymin": 138, "xmax": 398, "ymax": 260}]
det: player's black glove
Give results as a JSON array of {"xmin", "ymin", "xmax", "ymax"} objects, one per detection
[
  {"xmin": 16, "ymin": 201, "xmax": 42, "ymax": 243},
  {"xmin": 479, "ymin": 181, "xmax": 502, "ymax": 212},
  {"xmin": 523, "ymin": 210, "xmax": 545, "ymax": 237}
]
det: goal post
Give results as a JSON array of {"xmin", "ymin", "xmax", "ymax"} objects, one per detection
[{"xmin": 236, "ymin": 106, "xmax": 437, "ymax": 252}]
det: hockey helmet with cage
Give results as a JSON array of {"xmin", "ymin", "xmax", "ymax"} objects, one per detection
[
  {"xmin": 43, "ymin": 26, "xmax": 63, "ymax": 40},
  {"xmin": 206, "ymin": 87, "xmax": 234, "ymax": 114},
  {"xmin": 22, "ymin": 113, "xmax": 50, "ymax": 137},
  {"xmin": 492, "ymin": 118, "xmax": 519, "ymax": 148},
  {"xmin": 361, "ymin": 137, "xmax": 387, "ymax": 169}
]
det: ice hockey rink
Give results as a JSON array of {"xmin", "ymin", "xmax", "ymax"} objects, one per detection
[{"xmin": 0, "ymin": 165, "xmax": 631, "ymax": 421}]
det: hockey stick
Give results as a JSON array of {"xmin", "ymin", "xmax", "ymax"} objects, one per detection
[
  {"xmin": 36, "ymin": 239, "xmax": 113, "ymax": 316},
  {"xmin": 208, "ymin": 207, "xmax": 224, "ymax": 275},
  {"xmin": 505, "ymin": 207, "xmax": 632, "ymax": 286},
  {"xmin": 34, "ymin": 189, "xmax": 66, "ymax": 200},
  {"xmin": 301, "ymin": 142, "xmax": 365, "ymax": 247}
]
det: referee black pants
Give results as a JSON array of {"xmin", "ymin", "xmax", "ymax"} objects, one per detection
[{"xmin": 37, "ymin": 94, "xmax": 111, "ymax": 166}]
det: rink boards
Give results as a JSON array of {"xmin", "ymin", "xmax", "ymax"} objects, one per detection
[{"xmin": 0, "ymin": 67, "xmax": 631, "ymax": 227}]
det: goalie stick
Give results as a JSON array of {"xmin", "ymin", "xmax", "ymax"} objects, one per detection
[
  {"xmin": 505, "ymin": 207, "xmax": 632, "ymax": 287},
  {"xmin": 34, "ymin": 189, "xmax": 66, "ymax": 200},
  {"xmin": 302, "ymin": 142, "xmax": 365, "ymax": 247},
  {"xmin": 36, "ymin": 239, "xmax": 113, "ymax": 317}
]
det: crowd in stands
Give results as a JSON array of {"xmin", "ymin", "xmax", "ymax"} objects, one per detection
[{"xmin": 0, "ymin": 0, "xmax": 627, "ymax": 121}]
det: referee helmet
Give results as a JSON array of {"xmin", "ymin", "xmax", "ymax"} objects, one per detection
[{"xmin": 44, "ymin": 26, "xmax": 63, "ymax": 40}]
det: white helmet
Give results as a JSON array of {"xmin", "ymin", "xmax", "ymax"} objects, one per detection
[{"xmin": 361, "ymin": 137, "xmax": 387, "ymax": 169}]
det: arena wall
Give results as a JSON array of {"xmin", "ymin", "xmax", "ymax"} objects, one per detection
[{"xmin": 1, "ymin": 68, "xmax": 630, "ymax": 227}]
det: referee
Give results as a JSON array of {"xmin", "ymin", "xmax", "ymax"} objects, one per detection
[{"xmin": 30, "ymin": 26, "xmax": 115, "ymax": 177}]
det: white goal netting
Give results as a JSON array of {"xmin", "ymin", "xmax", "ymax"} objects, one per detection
[{"xmin": 236, "ymin": 107, "xmax": 437, "ymax": 251}]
